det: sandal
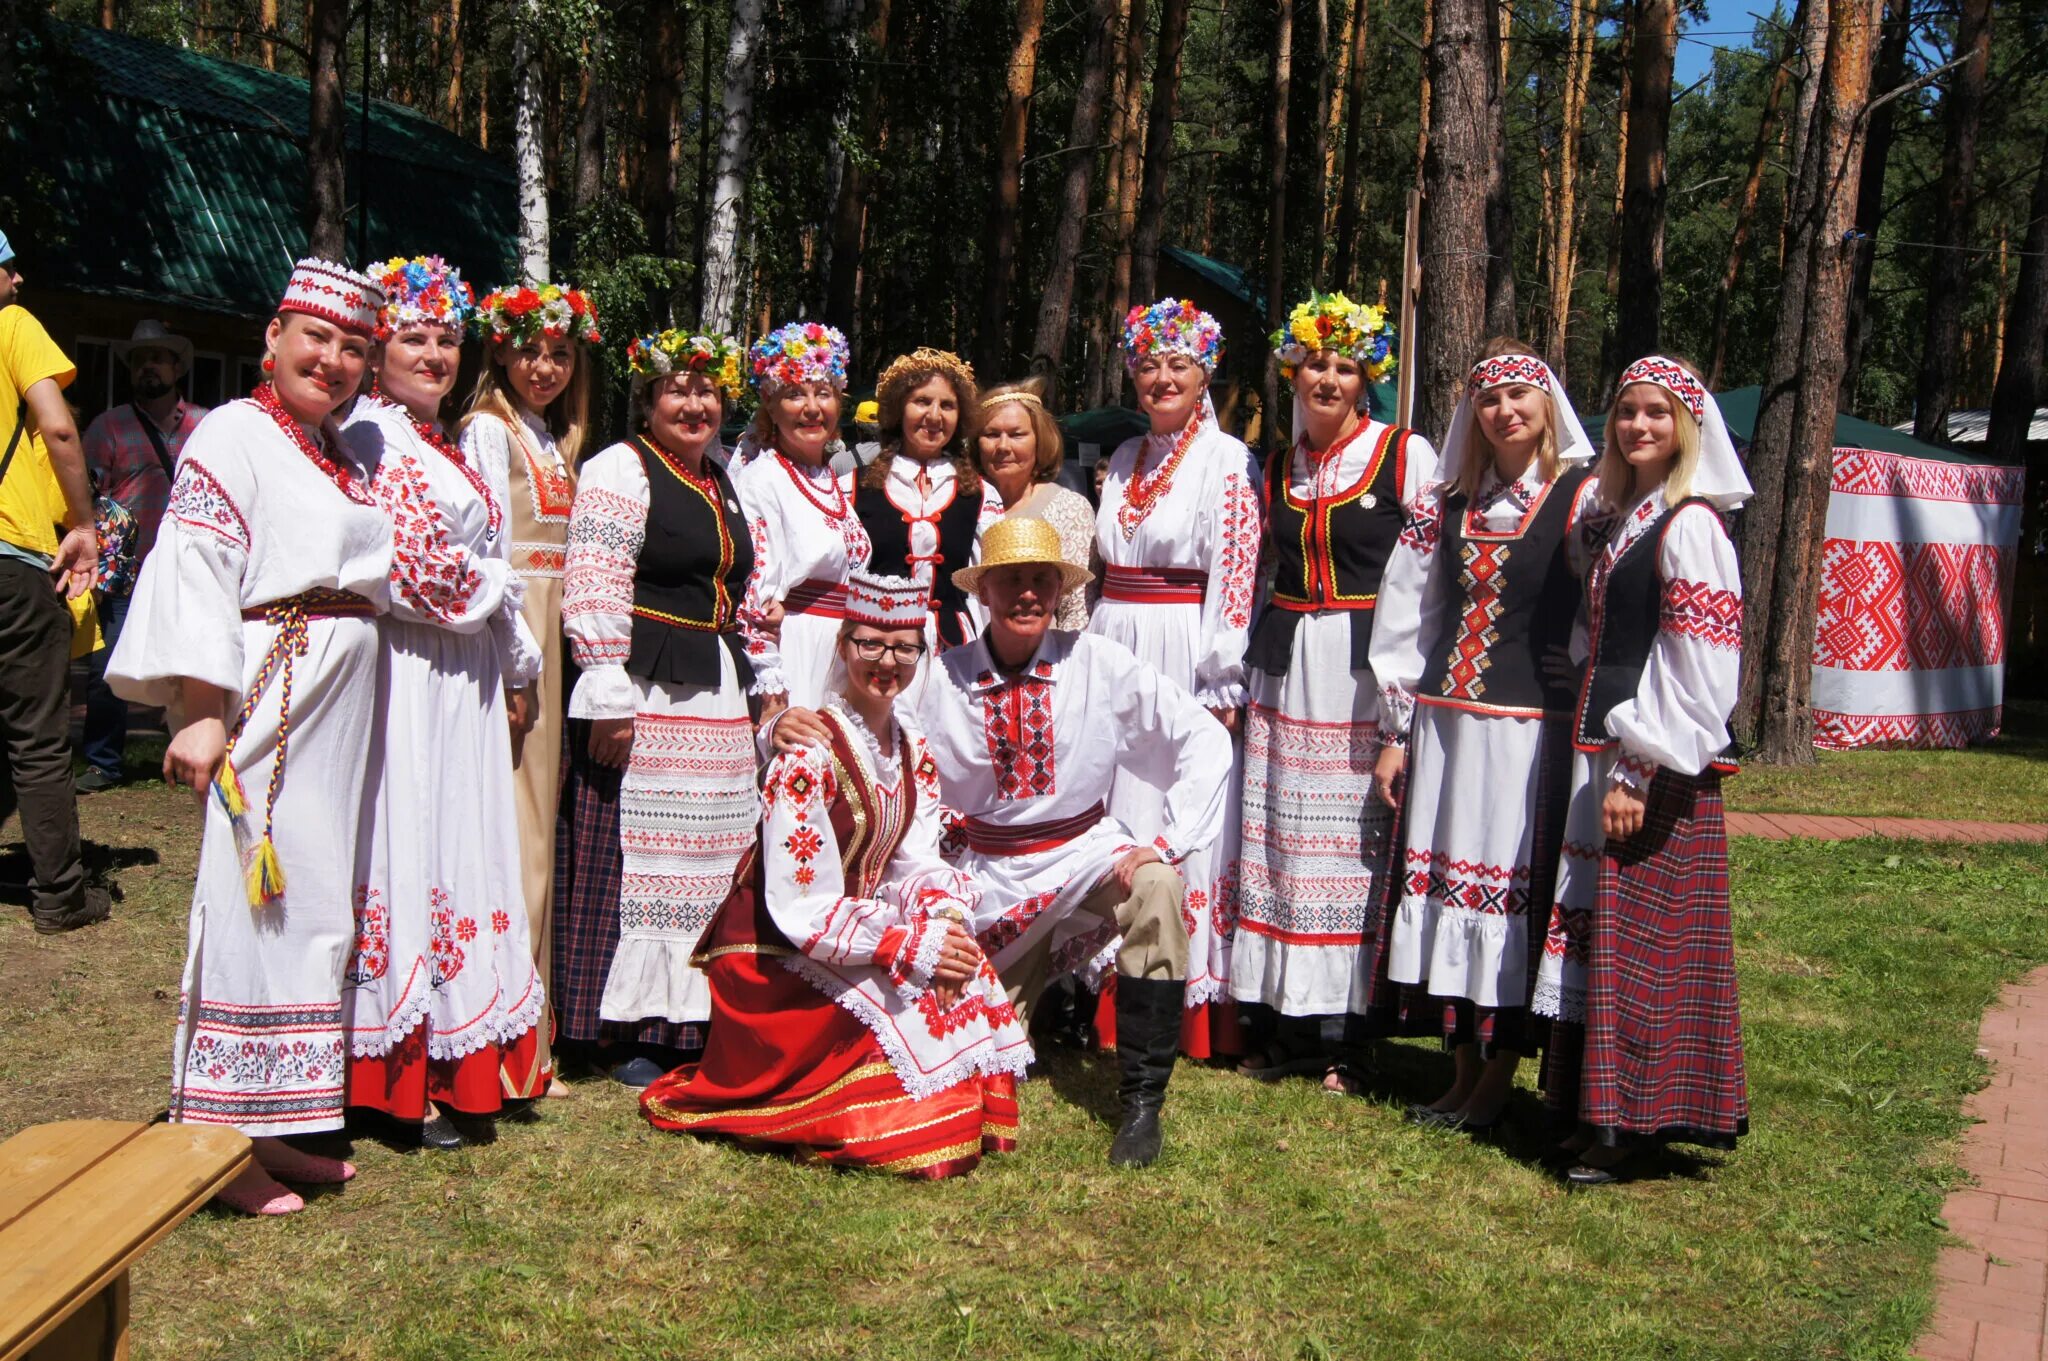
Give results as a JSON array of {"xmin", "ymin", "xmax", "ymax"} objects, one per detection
[{"xmin": 1320, "ymin": 1064, "xmax": 1367, "ymax": 1098}]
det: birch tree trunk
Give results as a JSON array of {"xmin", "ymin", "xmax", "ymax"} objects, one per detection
[
  {"xmin": 1030, "ymin": 0, "xmax": 1120, "ymax": 383},
  {"xmin": 305, "ymin": 0, "xmax": 349, "ymax": 260},
  {"xmin": 1612, "ymin": 0, "xmax": 1675, "ymax": 367},
  {"xmin": 1737, "ymin": 0, "xmax": 1881, "ymax": 762},
  {"xmin": 1416, "ymin": 0, "xmax": 1492, "ymax": 441},
  {"xmin": 1129, "ymin": 0, "xmax": 1192, "ymax": 308},
  {"xmin": 1330, "ymin": 0, "xmax": 1370, "ymax": 294},
  {"xmin": 980, "ymin": 0, "xmax": 1049, "ymax": 373},
  {"xmin": 701, "ymin": 0, "xmax": 764, "ymax": 334},
  {"xmin": 512, "ymin": 0, "xmax": 549, "ymax": 283},
  {"xmin": 1912, "ymin": 0, "xmax": 1993, "ymax": 444},
  {"xmin": 1263, "ymin": 0, "xmax": 1295, "ymax": 450}
]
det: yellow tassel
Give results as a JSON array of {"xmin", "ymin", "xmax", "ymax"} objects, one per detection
[
  {"xmin": 213, "ymin": 764, "xmax": 248, "ymax": 820},
  {"xmin": 245, "ymin": 835, "xmax": 286, "ymax": 907}
]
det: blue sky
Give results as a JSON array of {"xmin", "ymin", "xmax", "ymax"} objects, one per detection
[{"xmin": 1676, "ymin": 0, "xmax": 1777, "ymax": 86}]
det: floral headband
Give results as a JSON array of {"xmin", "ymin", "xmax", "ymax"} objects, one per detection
[
  {"xmin": 372, "ymin": 255, "xmax": 475, "ymax": 340},
  {"xmin": 1467, "ymin": 353, "xmax": 1554, "ymax": 395},
  {"xmin": 473, "ymin": 281, "xmax": 602, "ymax": 348},
  {"xmin": 1271, "ymin": 292, "xmax": 1396, "ymax": 382},
  {"xmin": 1617, "ymin": 355, "xmax": 1708, "ymax": 422},
  {"xmin": 1122, "ymin": 298, "xmax": 1223, "ymax": 373},
  {"xmin": 750, "ymin": 320, "xmax": 850, "ymax": 393},
  {"xmin": 628, "ymin": 330, "xmax": 745, "ymax": 400}
]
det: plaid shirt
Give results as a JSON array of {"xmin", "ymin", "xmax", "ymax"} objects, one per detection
[{"xmin": 82, "ymin": 399, "xmax": 207, "ymax": 556}]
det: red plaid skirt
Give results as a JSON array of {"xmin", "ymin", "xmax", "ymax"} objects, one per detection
[{"xmin": 1562, "ymin": 767, "xmax": 1748, "ymax": 1148}]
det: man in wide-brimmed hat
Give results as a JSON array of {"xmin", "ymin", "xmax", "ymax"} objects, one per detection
[
  {"xmin": 776, "ymin": 515, "xmax": 1231, "ymax": 1167},
  {"xmin": 78, "ymin": 318, "xmax": 209, "ymax": 789}
]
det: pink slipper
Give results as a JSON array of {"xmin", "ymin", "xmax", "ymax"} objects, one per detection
[
  {"xmin": 254, "ymin": 1143, "xmax": 357, "ymax": 1185},
  {"xmin": 215, "ymin": 1166, "xmax": 305, "ymax": 1216}
]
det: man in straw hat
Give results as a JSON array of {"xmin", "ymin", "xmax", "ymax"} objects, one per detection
[
  {"xmin": 777, "ymin": 515, "xmax": 1231, "ymax": 1167},
  {"xmin": 79, "ymin": 319, "xmax": 208, "ymax": 789}
]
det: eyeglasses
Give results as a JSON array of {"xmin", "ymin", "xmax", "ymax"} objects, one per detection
[{"xmin": 848, "ymin": 637, "xmax": 926, "ymax": 665}]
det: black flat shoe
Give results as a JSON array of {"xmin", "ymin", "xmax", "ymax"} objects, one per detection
[
  {"xmin": 1565, "ymin": 1160, "xmax": 1627, "ymax": 1187},
  {"xmin": 418, "ymin": 1113, "xmax": 464, "ymax": 1151},
  {"xmin": 609, "ymin": 1055, "xmax": 668, "ymax": 1089}
]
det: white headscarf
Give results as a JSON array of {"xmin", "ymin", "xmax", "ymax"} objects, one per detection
[
  {"xmin": 1437, "ymin": 353, "xmax": 1595, "ymax": 488},
  {"xmin": 1612, "ymin": 356, "xmax": 1752, "ymax": 510}
]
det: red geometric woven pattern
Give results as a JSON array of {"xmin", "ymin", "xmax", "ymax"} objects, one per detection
[
  {"xmin": 1440, "ymin": 541, "xmax": 1508, "ymax": 700},
  {"xmin": 1660, "ymin": 578, "xmax": 1741, "ymax": 650},
  {"xmin": 1813, "ymin": 538, "xmax": 2012, "ymax": 672},
  {"xmin": 1830, "ymin": 448, "xmax": 2026, "ymax": 505},
  {"xmin": 1814, "ymin": 538, "xmax": 1906, "ymax": 670},
  {"xmin": 1812, "ymin": 706, "xmax": 2003, "ymax": 751}
]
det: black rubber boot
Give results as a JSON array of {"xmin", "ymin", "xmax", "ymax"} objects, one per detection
[{"xmin": 1109, "ymin": 974, "xmax": 1185, "ymax": 1168}]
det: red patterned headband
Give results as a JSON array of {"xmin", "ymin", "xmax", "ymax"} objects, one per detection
[
  {"xmin": 1618, "ymin": 356, "xmax": 1708, "ymax": 422},
  {"xmin": 1467, "ymin": 353, "xmax": 1553, "ymax": 395}
]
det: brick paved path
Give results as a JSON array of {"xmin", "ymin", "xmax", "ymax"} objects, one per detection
[{"xmin": 1729, "ymin": 814, "xmax": 2048, "ymax": 844}]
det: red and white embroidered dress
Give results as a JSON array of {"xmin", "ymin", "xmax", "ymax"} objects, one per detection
[
  {"xmin": 108, "ymin": 396, "xmax": 394, "ymax": 1137},
  {"xmin": 913, "ymin": 631, "xmax": 1231, "ymax": 993},
  {"xmin": 561, "ymin": 440, "xmax": 758, "ymax": 1028},
  {"xmin": 733, "ymin": 450, "xmax": 872, "ymax": 703},
  {"xmin": 338, "ymin": 396, "xmax": 547, "ymax": 1114},
  {"xmin": 1230, "ymin": 422, "xmax": 1438, "ymax": 1019},
  {"xmin": 1089, "ymin": 409, "xmax": 1260, "ymax": 1047},
  {"xmin": 1533, "ymin": 495, "xmax": 1742, "ymax": 1022}
]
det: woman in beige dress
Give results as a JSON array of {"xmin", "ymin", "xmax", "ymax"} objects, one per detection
[{"xmin": 975, "ymin": 377, "xmax": 1095, "ymax": 630}]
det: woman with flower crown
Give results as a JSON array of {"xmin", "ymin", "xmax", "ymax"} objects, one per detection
[
  {"xmin": 642, "ymin": 569, "xmax": 1030, "ymax": 1177},
  {"xmin": 550, "ymin": 330, "xmax": 760, "ymax": 1089},
  {"xmin": 458, "ymin": 279, "xmax": 600, "ymax": 1094},
  {"xmin": 108, "ymin": 259, "xmax": 394, "ymax": 1214},
  {"xmin": 1226, "ymin": 295, "xmax": 1435, "ymax": 1093},
  {"xmin": 732, "ymin": 321, "xmax": 872, "ymax": 718},
  {"xmin": 336, "ymin": 256, "xmax": 548, "ymax": 1146},
  {"xmin": 1087, "ymin": 298, "xmax": 1259, "ymax": 1058},
  {"xmin": 1367, "ymin": 338, "xmax": 1605, "ymax": 1134}
]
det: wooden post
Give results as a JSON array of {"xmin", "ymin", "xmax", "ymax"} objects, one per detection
[{"xmin": 1397, "ymin": 187, "xmax": 1421, "ymax": 430}]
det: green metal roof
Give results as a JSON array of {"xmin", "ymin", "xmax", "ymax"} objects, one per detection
[
  {"xmin": 1162, "ymin": 246, "xmax": 1266, "ymax": 314},
  {"xmin": 26, "ymin": 23, "xmax": 516, "ymax": 318},
  {"xmin": 1588, "ymin": 386, "xmax": 1996, "ymax": 466}
]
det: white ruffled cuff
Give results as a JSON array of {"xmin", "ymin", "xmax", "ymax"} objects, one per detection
[
  {"xmin": 1195, "ymin": 680, "xmax": 1247, "ymax": 711},
  {"xmin": 568, "ymin": 664, "xmax": 638, "ymax": 721},
  {"xmin": 1611, "ymin": 751, "xmax": 1659, "ymax": 791}
]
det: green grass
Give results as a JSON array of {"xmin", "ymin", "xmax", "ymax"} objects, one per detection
[
  {"xmin": 1727, "ymin": 700, "xmax": 2048, "ymax": 823},
  {"xmin": 4, "ymin": 774, "xmax": 2046, "ymax": 1358}
]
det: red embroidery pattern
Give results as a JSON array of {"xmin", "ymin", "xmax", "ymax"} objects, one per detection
[
  {"xmin": 1617, "ymin": 356, "xmax": 1708, "ymax": 422},
  {"xmin": 1182, "ymin": 889, "xmax": 1205, "ymax": 943},
  {"xmin": 1830, "ymin": 447, "xmax": 2025, "ymax": 505},
  {"xmin": 779, "ymin": 758, "xmax": 828, "ymax": 889},
  {"xmin": 346, "ymin": 887, "xmax": 388, "ymax": 984},
  {"xmin": 776, "ymin": 453, "xmax": 871, "ymax": 566},
  {"xmin": 373, "ymin": 450, "xmax": 486, "ymax": 623},
  {"xmin": 981, "ymin": 677, "xmax": 1057, "ymax": 799},
  {"xmin": 1812, "ymin": 706, "xmax": 2003, "ymax": 751},
  {"xmin": 1116, "ymin": 408, "xmax": 1206, "ymax": 540},
  {"xmin": 408, "ymin": 408, "xmax": 503, "ymax": 538},
  {"xmin": 1398, "ymin": 497, "xmax": 1441, "ymax": 556},
  {"xmin": 913, "ymin": 745, "xmax": 941, "ymax": 801},
  {"xmin": 1660, "ymin": 578, "xmax": 1742, "ymax": 650},
  {"xmin": 741, "ymin": 517, "xmax": 774, "ymax": 657},
  {"xmin": 513, "ymin": 424, "xmax": 574, "ymax": 522},
  {"xmin": 1404, "ymin": 848, "xmax": 1533, "ymax": 917},
  {"xmin": 976, "ymin": 890, "xmax": 1060, "ymax": 957},
  {"xmin": 1815, "ymin": 538, "xmax": 2011, "ymax": 672},
  {"xmin": 561, "ymin": 485, "xmax": 643, "ymax": 665},
  {"xmin": 428, "ymin": 888, "xmax": 466, "ymax": 983},
  {"xmin": 491, "ymin": 910, "xmax": 510, "ymax": 934},
  {"xmin": 253, "ymin": 384, "xmax": 373, "ymax": 505},
  {"xmin": 1467, "ymin": 353, "xmax": 1552, "ymax": 394},
  {"xmin": 167, "ymin": 462, "xmax": 251, "ymax": 550},
  {"xmin": 1215, "ymin": 471, "xmax": 1259, "ymax": 630},
  {"xmin": 1440, "ymin": 541, "xmax": 1510, "ymax": 700}
]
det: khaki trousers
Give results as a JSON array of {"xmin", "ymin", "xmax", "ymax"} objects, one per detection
[{"xmin": 999, "ymin": 862, "xmax": 1190, "ymax": 1029}]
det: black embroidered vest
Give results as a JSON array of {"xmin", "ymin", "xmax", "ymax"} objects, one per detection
[
  {"xmin": 855, "ymin": 465, "xmax": 985, "ymax": 649},
  {"xmin": 1574, "ymin": 496, "xmax": 1721, "ymax": 749},
  {"xmin": 1247, "ymin": 423, "xmax": 1411, "ymax": 676},
  {"xmin": 1418, "ymin": 463, "xmax": 1594, "ymax": 717},
  {"xmin": 628, "ymin": 437, "xmax": 755, "ymax": 689}
]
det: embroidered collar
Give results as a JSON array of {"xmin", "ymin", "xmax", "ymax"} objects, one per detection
[
  {"xmin": 966, "ymin": 633, "xmax": 1065, "ymax": 694},
  {"xmin": 1601, "ymin": 491, "xmax": 1667, "ymax": 566},
  {"xmin": 885, "ymin": 452, "xmax": 959, "ymax": 517},
  {"xmin": 826, "ymin": 695, "xmax": 904, "ymax": 788}
]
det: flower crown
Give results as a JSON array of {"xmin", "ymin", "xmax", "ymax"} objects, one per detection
[
  {"xmin": 750, "ymin": 321, "xmax": 850, "ymax": 393},
  {"xmin": 473, "ymin": 281, "xmax": 602, "ymax": 347},
  {"xmin": 1270, "ymin": 292, "xmax": 1396, "ymax": 383},
  {"xmin": 627, "ymin": 330, "xmax": 746, "ymax": 400},
  {"xmin": 1122, "ymin": 298, "xmax": 1223, "ymax": 372},
  {"xmin": 371, "ymin": 255, "xmax": 475, "ymax": 340}
]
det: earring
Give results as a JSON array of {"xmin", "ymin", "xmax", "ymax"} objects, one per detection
[{"xmin": 262, "ymin": 355, "xmax": 275, "ymax": 373}]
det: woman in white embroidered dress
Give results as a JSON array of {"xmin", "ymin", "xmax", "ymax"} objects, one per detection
[
  {"xmin": 733, "ymin": 321, "xmax": 872, "ymax": 718},
  {"xmin": 339, "ymin": 256, "xmax": 547, "ymax": 1148},
  {"xmin": 554, "ymin": 330, "xmax": 759, "ymax": 1089},
  {"xmin": 1368, "ymin": 341, "xmax": 1603, "ymax": 1133},
  {"xmin": 458, "ymin": 281, "xmax": 599, "ymax": 1095},
  {"xmin": 1228, "ymin": 295, "xmax": 1435, "ymax": 1093},
  {"xmin": 1536, "ymin": 356, "xmax": 1751, "ymax": 1185},
  {"xmin": 975, "ymin": 377, "xmax": 1094, "ymax": 630},
  {"xmin": 641, "ymin": 572, "xmax": 1030, "ymax": 1177},
  {"xmin": 1089, "ymin": 298, "xmax": 1260, "ymax": 1059},
  {"xmin": 108, "ymin": 259, "xmax": 392, "ymax": 1215}
]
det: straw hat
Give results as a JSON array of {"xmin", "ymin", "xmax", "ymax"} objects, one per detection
[{"xmin": 953, "ymin": 516, "xmax": 1092, "ymax": 596}]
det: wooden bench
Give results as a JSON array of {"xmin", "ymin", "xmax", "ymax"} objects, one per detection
[{"xmin": 0, "ymin": 1120, "xmax": 251, "ymax": 1361}]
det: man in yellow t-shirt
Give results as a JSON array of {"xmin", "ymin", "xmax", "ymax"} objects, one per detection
[{"xmin": 0, "ymin": 228, "xmax": 109, "ymax": 933}]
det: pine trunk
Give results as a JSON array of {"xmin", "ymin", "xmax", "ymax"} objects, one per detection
[
  {"xmin": 826, "ymin": 0, "xmax": 892, "ymax": 336},
  {"xmin": 1989, "ymin": 130, "xmax": 2048, "ymax": 466},
  {"xmin": 1481, "ymin": 0, "xmax": 1514, "ymax": 338},
  {"xmin": 700, "ymin": 0, "xmax": 764, "ymax": 334},
  {"xmin": 1707, "ymin": 26, "xmax": 1793, "ymax": 389},
  {"xmin": 1612, "ymin": 0, "xmax": 1675, "ymax": 368},
  {"xmin": 691, "ymin": 7, "xmax": 715, "ymax": 315},
  {"xmin": 1308, "ymin": 0, "xmax": 1331, "ymax": 283},
  {"xmin": 573, "ymin": 34, "xmax": 606, "ymax": 238},
  {"xmin": 1912, "ymin": 0, "xmax": 1993, "ymax": 444},
  {"xmin": 1324, "ymin": 0, "xmax": 1354, "ymax": 240},
  {"xmin": 1129, "ymin": 0, "xmax": 1192, "ymax": 309},
  {"xmin": 305, "ymin": 0, "xmax": 349, "ymax": 260},
  {"xmin": 1091, "ymin": 0, "xmax": 1149, "ymax": 409},
  {"xmin": 1741, "ymin": 0, "xmax": 1880, "ymax": 764},
  {"xmin": 1263, "ymin": 0, "xmax": 1295, "ymax": 450},
  {"xmin": 1030, "ymin": 0, "xmax": 1120, "ymax": 384},
  {"xmin": 1330, "ymin": 0, "xmax": 1370, "ymax": 293},
  {"xmin": 1544, "ymin": 0, "xmax": 1590, "ymax": 373},
  {"xmin": 1838, "ymin": 0, "xmax": 1904, "ymax": 404},
  {"xmin": 1592, "ymin": 5, "xmax": 1633, "ymax": 394},
  {"xmin": 1415, "ymin": 0, "xmax": 1492, "ymax": 441},
  {"xmin": 980, "ymin": 0, "xmax": 1049, "ymax": 373},
  {"xmin": 261, "ymin": 0, "xmax": 278, "ymax": 70},
  {"xmin": 511, "ymin": 0, "xmax": 549, "ymax": 282}
]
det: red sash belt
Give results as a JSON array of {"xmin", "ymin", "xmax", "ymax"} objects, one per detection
[
  {"xmin": 784, "ymin": 577, "xmax": 848, "ymax": 618},
  {"xmin": 959, "ymin": 801, "xmax": 1105, "ymax": 855},
  {"xmin": 1267, "ymin": 593, "xmax": 1374, "ymax": 613},
  {"xmin": 241, "ymin": 588, "xmax": 377, "ymax": 621},
  {"xmin": 1101, "ymin": 565, "xmax": 1208, "ymax": 604}
]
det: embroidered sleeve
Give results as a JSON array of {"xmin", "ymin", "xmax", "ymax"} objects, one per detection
[
  {"xmin": 1104, "ymin": 639, "xmax": 1231, "ymax": 867},
  {"xmin": 1606, "ymin": 503, "xmax": 1743, "ymax": 778},
  {"xmin": 373, "ymin": 449, "xmax": 502, "ymax": 630},
  {"xmin": 734, "ymin": 466, "xmax": 789, "ymax": 697},
  {"xmin": 562, "ymin": 446, "xmax": 647, "ymax": 720},
  {"xmin": 876, "ymin": 733, "xmax": 981, "ymax": 929},
  {"xmin": 105, "ymin": 452, "xmax": 253, "ymax": 706},
  {"xmin": 1369, "ymin": 482, "xmax": 1450, "ymax": 744},
  {"xmin": 1193, "ymin": 448, "xmax": 1261, "ymax": 708}
]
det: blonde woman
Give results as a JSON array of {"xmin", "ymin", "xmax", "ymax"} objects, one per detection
[{"xmin": 975, "ymin": 377, "xmax": 1095, "ymax": 630}]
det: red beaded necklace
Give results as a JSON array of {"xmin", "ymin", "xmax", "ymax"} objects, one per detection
[
  {"xmin": 398, "ymin": 401, "xmax": 502, "ymax": 538},
  {"xmin": 254, "ymin": 383, "xmax": 373, "ymax": 505},
  {"xmin": 774, "ymin": 449, "xmax": 851, "ymax": 520},
  {"xmin": 1117, "ymin": 405, "xmax": 1206, "ymax": 541},
  {"xmin": 644, "ymin": 433, "xmax": 720, "ymax": 498}
]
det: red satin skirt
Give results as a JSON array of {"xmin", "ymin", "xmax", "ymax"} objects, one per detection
[
  {"xmin": 345, "ymin": 1021, "xmax": 548, "ymax": 1119},
  {"xmin": 641, "ymin": 887, "xmax": 1019, "ymax": 1179}
]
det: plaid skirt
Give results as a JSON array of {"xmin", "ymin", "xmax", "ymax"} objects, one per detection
[
  {"xmin": 551, "ymin": 718, "xmax": 706, "ymax": 1053},
  {"xmin": 1550, "ymin": 767, "xmax": 1747, "ymax": 1148}
]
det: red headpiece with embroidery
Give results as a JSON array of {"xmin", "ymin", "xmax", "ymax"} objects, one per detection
[
  {"xmin": 277, "ymin": 257, "xmax": 383, "ymax": 337},
  {"xmin": 1617, "ymin": 355, "xmax": 1709, "ymax": 423},
  {"xmin": 844, "ymin": 571, "xmax": 929, "ymax": 629}
]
